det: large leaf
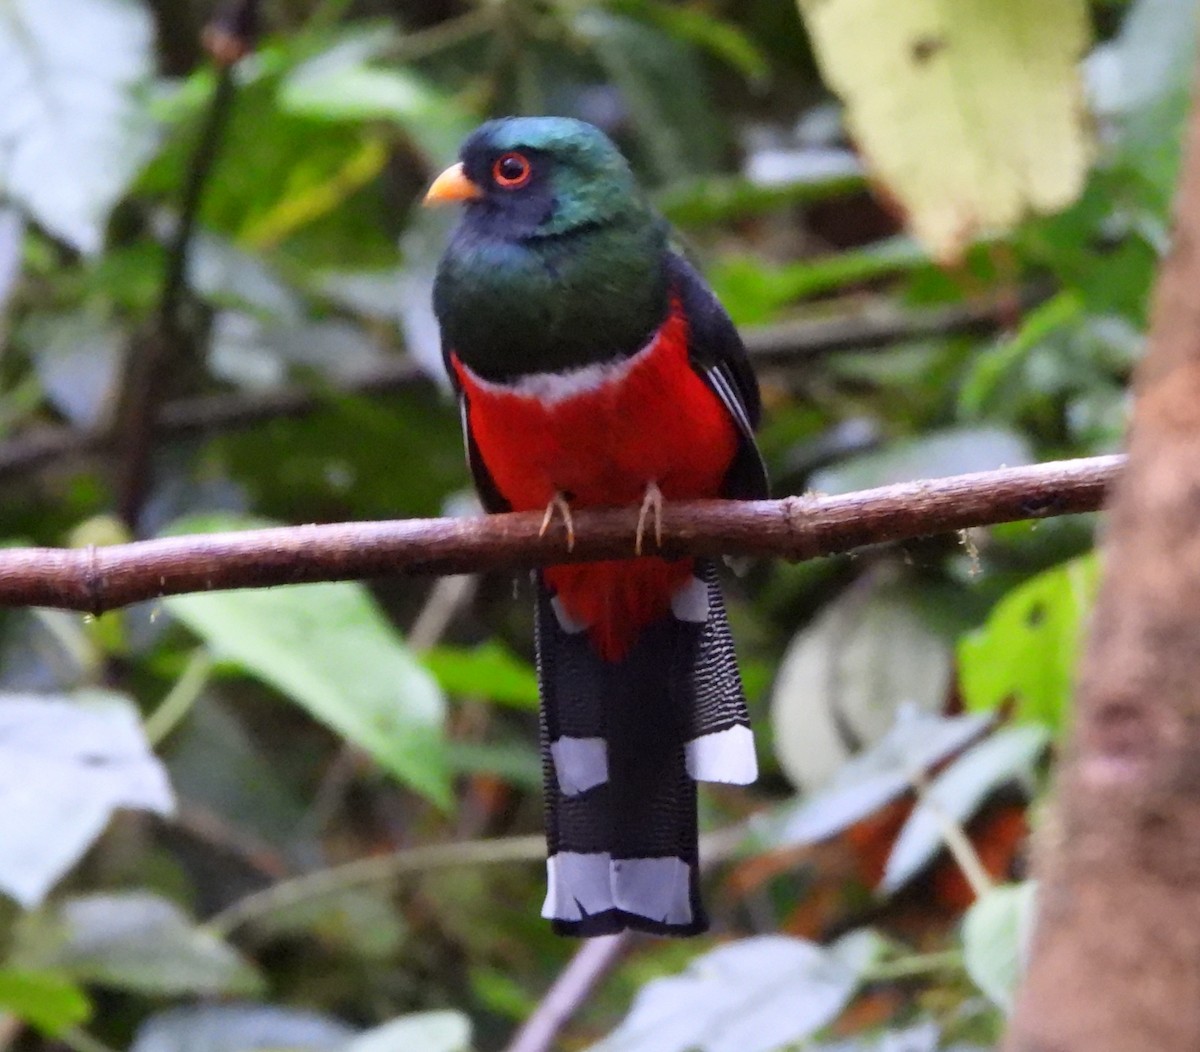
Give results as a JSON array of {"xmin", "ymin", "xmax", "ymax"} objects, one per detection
[
  {"xmin": 796, "ymin": 0, "xmax": 1092, "ymax": 261},
  {"xmin": 881, "ymin": 725, "xmax": 1048, "ymax": 894},
  {"xmin": 0, "ymin": 0, "xmax": 156, "ymax": 253},
  {"xmin": 0, "ymin": 970, "xmax": 90, "ymax": 1036},
  {"xmin": 131, "ymin": 1004, "xmax": 355, "ymax": 1052},
  {"xmin": 591, "ymin": 931, "xmax": 882, "ymax": 1052},
  {"xmin": 340, "ymin": 1011, "xmax": 471, "ymax": 1052},
  {"xmin": 962, "ymin": 881, "xmax": 1037, "ymax": 1012},
  {"xmin": 959, "ymin": 554, "xmax": 1099, "ymax": 731},
  {"xmin": 771, "ymin": 580, "xmax": 953, "ymax": 791},
  {"xmin": 164, "ymin": 517, "xmax": 449, "ymax": 806},
  {"xmin": 0, "ymin": 692, "xmax": 174, "ymax": 908},
  {"xmin": 12, "ymin": 891, "xmax": 263, "ymax": 996},
  {"xmin": 766, "ymin": 707, "xmax": 990, "ymax": 848}
]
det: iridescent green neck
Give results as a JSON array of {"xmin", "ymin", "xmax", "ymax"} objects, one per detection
[{"xmin": 434, "ymin": 210, "xmax": 670, "ymax": 381}]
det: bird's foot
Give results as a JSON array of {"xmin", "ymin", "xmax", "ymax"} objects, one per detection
[
  {"xmin": 539, "ymin": 491, "xmax": 575, "ymax": 552},
  {"xmin": 635, "ymin": 481, "xmax": 664, "ymax": 556}
]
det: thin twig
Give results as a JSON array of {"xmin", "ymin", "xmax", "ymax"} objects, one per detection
[
  {"xmin": 741, "ymin": 287, "xmax": 1051, "ymax": 364},
  {"xmin": 144, "ymin": 647, "xmax": 214, "ymax": 746},
  {"xmin": 205, "ymin": 821, "xmax": 749, "ymax": 940},
  {"xmin": 204, "ymin": 834, "xmax": 547, "ymax": 937},
  {"xmin": 505, "ymin": 934, "xmax": 633, "ymax": 1052},
  {"xmin": 0, "ymin": 456, "xmax": 1121, "ymax": 614},
  {"xmin": 863, "ymin": 949, "xmax": 964, "ymax": 983},
  {"xmin": 112, "ymin": 3, "xmax": 251, "ymax": 524},
  {"xmin": 910, "ymin": 772, "xmax": 994, "ymax": 902},
  {"xmin": 0, "ymin": 295, "xmax": 1039, "ymax": 484}
]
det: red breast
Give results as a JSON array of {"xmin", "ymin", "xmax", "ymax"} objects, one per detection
[{"xmin": 451, "ymin": 299, "xmax": 739, "ymax": 660}]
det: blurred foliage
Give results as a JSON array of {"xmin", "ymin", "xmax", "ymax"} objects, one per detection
[{"xmin": 0, "ymin": 0, "xmax": 1194, "ymax": 1049}]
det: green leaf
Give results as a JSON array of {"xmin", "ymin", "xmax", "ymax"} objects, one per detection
[
  {"xmin": 881, "ymin": 726, "xmax": 1049, "ymax": 893},
  {"xmin": 710, "ymin": 237, "xmax": 927, "ymax": 326},
  {"xmin": 959, "ymin": 554, "xmax": 1099, "ymax": 730},
  {"xmin": 446, "ymin": 739, "xmax": 542, "ymax": 790},
  {"xmin": 592, "ymin": 932, "xmax": 880, "ymax": 1052},
  {"xmin": 573, "ymin": 10, "xmax": 723, "ymax": 183},
  {"xmin": 797, "ymin": 0, "xmax": 1092, "ymax": 261},
  {"xmin": 423, "ymin": 642, "xmax": 539, "ymax": 709},
  {"xmin": 164, "ymin": 517, "xmax": 449, "ymax": 806},
  {"xmin": 958, "ymin": 292, "xmax": 1085, "ymax": 417},
  {"xmin": 0, "ymin": 970, "xmax": 90, "ymax": 1036},
  {"xmin": 962, "ymin": 881, "xmax": 1037, "ymax": 1012},
  {"xmin": 0, "ymin": 692, "xmax": 175, "ymax": 908},
  {"xmin": 12, "ymin": 891, "xmax": 263, "ymax": 996},
  {"xmin": 0, "ymin": 0, "xmax": 157, "ymax": 253},
  {"xmin": 657, "ymin": 171, "xmax": 866, "ymax": 229},
  {"xmin": 278, "ymin": 27, "xmax": 472, "ymax": 161},
  {"xmin": 339, "ymin": 1011, "xmax": 471, "ymax": 1052}
]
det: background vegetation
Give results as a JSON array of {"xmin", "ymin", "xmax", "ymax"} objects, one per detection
[{"xmin": 0, "ymin": 0, "xmax": 1192, "ymax": 1048}]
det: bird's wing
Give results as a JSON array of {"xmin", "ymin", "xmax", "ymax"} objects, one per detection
[
  {"xmin": 667, "ymin": 253, "xmax": 770, "ymax": 501},
  {"xmin": 445, "ymin": 352, "xmax": 512, "ymax": 514}
]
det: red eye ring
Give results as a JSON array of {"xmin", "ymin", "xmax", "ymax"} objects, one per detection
[{"xmin": 492, "ymin": 151, "xmax": 532, "ymax": 189}]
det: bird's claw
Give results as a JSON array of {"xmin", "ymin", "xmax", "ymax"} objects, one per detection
[
  {"xmin": 635, "ymin": 481, "xmax": 664, "ymax": 556},
  {"xmin": 540, "ymin": 492, "xmax": 575, "ymax": 552}
]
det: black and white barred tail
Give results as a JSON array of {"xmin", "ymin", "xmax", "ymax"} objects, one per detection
[{"xmin": 534, "ymin": 559, "xmax": 756, "ymax": 937}]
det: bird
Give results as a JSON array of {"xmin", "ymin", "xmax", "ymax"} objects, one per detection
[{"xmin": 425, "ymin": 116, "xmax": 767, "ymax": 937}]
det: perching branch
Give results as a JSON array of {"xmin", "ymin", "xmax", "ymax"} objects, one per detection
[{"xmin": 0, "ymin": 455, "xmax": 1120, "ymax": 615}]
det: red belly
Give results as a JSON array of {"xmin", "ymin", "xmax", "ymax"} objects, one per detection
[{"xmin": 451, "ymin": 305, "xmax": 737, "ymax": 659}]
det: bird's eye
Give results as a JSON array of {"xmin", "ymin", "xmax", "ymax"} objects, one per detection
[{"xmin": 492, "ymin": 152, "xmax": 532, "ymax": 189}]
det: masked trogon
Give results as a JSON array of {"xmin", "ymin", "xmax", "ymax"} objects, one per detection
[{"xmin": 425, "ymin": 117, "xmax": 768, "ymax": 937}]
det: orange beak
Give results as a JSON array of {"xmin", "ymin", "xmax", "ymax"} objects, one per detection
[{"xmin": 423, "ymin": 162, "xmax": 483, "ymax": 205}]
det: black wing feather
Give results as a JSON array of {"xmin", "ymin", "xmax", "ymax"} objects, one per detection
[
  {"xmin": 445, "ymin": 352, "xmax": 511, "ymax": 513},
  {"xmin": 666, "ymin": 253, "xmax": 769, "ymax": 502}
]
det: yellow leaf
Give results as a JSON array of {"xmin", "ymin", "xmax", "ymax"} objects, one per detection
[{"xmin": 797, "ymin": 0, "xmax": 1093, "ymax": 262}]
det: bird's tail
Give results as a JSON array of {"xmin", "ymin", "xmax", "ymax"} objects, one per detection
[{"xmin": 534, "ymin": 559, "xmax": 756, "ymax": 937}]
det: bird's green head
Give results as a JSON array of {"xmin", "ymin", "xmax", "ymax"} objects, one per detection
[
  {"xmin": 425, "ymin": 116, "xmax": 650, "ymax": 239},
  {"xmin": 427, "ymin": 117, "xmax": 670, "ymax": 379}
]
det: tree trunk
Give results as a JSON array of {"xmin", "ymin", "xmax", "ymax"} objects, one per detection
[{"xmin": 1005, "ymin": 71, "xmax": 1200, "ymax": 1051}]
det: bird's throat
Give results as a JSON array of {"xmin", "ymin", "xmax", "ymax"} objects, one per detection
[{"xmin": 434, "ymin": 217, "xmax": 669, "ymax": 381}]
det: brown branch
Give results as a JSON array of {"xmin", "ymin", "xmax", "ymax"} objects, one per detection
[
  {"xmin": 1004, "ymin": 69, "xmax": 1200, "ymax": 1052},
  {"xmin": 0, "ymin": 455, "xmax": 1120, "ymax": 614},
  {"xmin": 741, "ymin": 285, "xmax": 1051, "ymax": 364},
  {"xmin": 0, "ymin": 360, "xmax": 431, "ymax": 482}
]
